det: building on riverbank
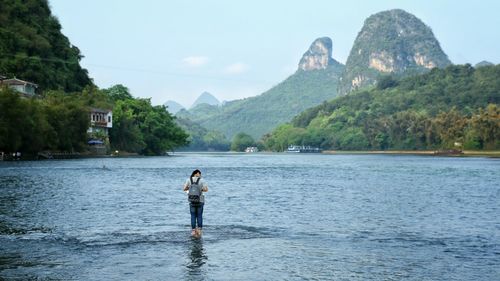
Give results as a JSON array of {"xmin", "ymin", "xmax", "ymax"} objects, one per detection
[
  {"xmin": 87, "ymin": 108, "xmax": 113, "ymax": 155},
  {"xmin": 88, "ymin": 108, "xmax": 113, "ymax": 136},
  {"xmin": 0, "ymin": 77, "xmax": 38, "ymax": 96}
]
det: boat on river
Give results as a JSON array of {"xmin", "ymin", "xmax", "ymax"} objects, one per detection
[
  {"xmin": 286, "ymin": 145, "xmax": 322, "ymax": 153},
  {"xmin": 245, "ymin": 146, "xmax": 259, "ymax": 153}
]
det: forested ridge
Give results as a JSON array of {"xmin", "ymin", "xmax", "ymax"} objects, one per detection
[
  {"xmin": 0, "ymin": 85, "xmax": 189, "ymax": 156},
  {"xmin": 2, "ymin": 1, "xmax": 498, "ymax": 154},
  {"xmin": 263, "ymin": 64, "xmax": 500, "ymax": 151},
  {"xmin": 0, "ymin": 0, "xmax": 91, "ymax": 92},
  {"xmin": 0, "ymin": 0, "xmax": 189, "ymax": 157},
  {"xmin": 177, "ymin": 66, "xmax": 344, "ymax": 140}
]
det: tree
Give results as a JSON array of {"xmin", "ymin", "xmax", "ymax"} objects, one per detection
[
  {"xmin": 203, "ymin": 131, "xmax": 230, "ymax": 151},
  {"xmin": 267, "ymin": 65, "xmax": 500, "ymax": 151},
  {"xmin": 433, "ymin": 107, "xmax": 467, "ymax": 148},
  {"xmin": 0, "ymin": 0, "xmax": 92, "ymax": 92},
  {"xmin": 0, "ymin": 87, "xmax": 90, "ymax": 155},
  {"xmin": 262, "ymin": 124, "xmax": 304, "ymax": 151},
  {"xmin": 231, "ymin": 132, "xmax": 255, "ymax": 152},
  {"xmin": 109, "ymin": 98, "xmax": 189, "ymax": 155},
  {"xmin": 42, "ymin": 91, "xmax": 89, "ymax": 152},
  {"xmin": 0, "ymin": 87, "xmax": 27, "ymax": 152},
  {"xmin": 109, "ymin": 100, "xmax": 145, "ymax": 153},
  {"xmin": 102, "ymin": 84, "xmax": 133, "ymax": 102},
  {"xmin": 376, "ymin": 74, "xmax": 399, "ymax": 90},
  {"xmin": 337, "ymin": 127, "xmax": 369, "ymax": 150},
  {"xmin": 468, "ymin": 104, "xmax": 500, "ymax": 149}
]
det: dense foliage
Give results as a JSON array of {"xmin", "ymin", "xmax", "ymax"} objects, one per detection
[
  {"xmin": 0, "ymin": 1, "xmax": 188, "ymax": 157},
  {"xmin": 102, "ymin": 85, "xmax": 189, "ymax": 155},
  {"xmin": 0, "ymin": 87, "xmax": 89, "ymax": 154},
  {"xmin": 230, "ymin": 132, "xmax": 256, "ymax": 152},
  {"xmin": 176, "ymin": 103, "xmax": 221, "ymax": 122},
  {"xmin": 175, "ymin": 117, "xmax": 230, "ymax": 151},
  {"xmin": 0, "ymin": 85, "xmax": 189, "ymax": 156},
  {"xmin": 177, "ymin": 66, "xmax": 344, "ymax": 140},
  {"xmin": 0, "ymin": 0, "xmax": 92, "ymax": 92},
  {"xmin": 264, "ymin": 64, "xmax": 500, "ymax": 151}
]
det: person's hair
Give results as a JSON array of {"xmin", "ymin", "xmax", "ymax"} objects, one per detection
[{"xmin": 191, "ymin": 169, "xmax": 201, "ymax": 177}]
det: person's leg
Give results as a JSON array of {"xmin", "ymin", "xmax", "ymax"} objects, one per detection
[
  {"xmin": 190, "ymin": 204, "xmax": 197, "ymax": 232},
  {"xmin": 196, "ymin": 204, "xmax": 204, "ymax": 235}
]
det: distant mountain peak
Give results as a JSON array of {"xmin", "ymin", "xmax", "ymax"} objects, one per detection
[
  {"xmin": 475, "ymin": 61, "xmax": 494, "ymax": 68},
  {"xmin": 191, "ymin": 91, "xmax": 220, "ymax": 109},
  {"xmin": 339, "ymin": 9, "xmax": 451, "ymax": 94},
  {"xmin": 298, "ymin": 37, "xmax": 341, "ymax": 71},
  {"xmin": 164, "ymin": 100, "xmax": 185, "ymax": 114}
]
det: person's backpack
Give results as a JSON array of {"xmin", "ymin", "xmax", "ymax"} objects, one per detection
[{"xmin": 187, "ymin": 177, "xmax": 202, "ymax": 204}]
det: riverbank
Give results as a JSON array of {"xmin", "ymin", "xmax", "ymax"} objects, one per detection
[
  {"xmin": 0, "ymin": 150, "xmax": 143, "ymax": 161},
  {"xmin": 322, "ymin": 150, "xmax": 500, "ymax": 158}
]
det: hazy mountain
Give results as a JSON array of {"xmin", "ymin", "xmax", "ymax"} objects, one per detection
[
  {"xmin": 338, "ymin": 9, "xmax": 451, "ymax": 95},
  {"xmin": 177, "ymin": 37, "xmax": 345, "ymax": 139},
  {"xmin": 177, "ymin": 103, "xmax": 220, "ymax": 120},
  {"xmin": 475, "ymin": 61, "xmax": 494, "ymax": 68},
  {"xmin": 175, "ymin": 117, "xmax": 230, "ymax": 151},
  {"xmin": 164, "ymin": 100, "xmax": 185, "ymax": 114},
  {"xmin": 191, "ymin": 92, "xmax": 220, "ymax": 109}
]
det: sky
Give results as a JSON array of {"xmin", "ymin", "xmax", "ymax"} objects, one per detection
[{"xmin": 48, "ymin": 0, "xmax": 500, "ymax": 108}]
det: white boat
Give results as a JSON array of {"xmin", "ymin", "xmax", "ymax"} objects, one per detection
[
  {"xmin": 245, "ymin": 147, "xmax": 259, "ymax": 153},
  {"xmin": 287, "ymin": 145, "xmax": 322, "ymax": 153}
]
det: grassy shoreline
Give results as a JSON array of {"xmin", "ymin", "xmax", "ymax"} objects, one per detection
[{"xmin": 322, "ymin": 150, "xmax": 500, "ymax": 158}]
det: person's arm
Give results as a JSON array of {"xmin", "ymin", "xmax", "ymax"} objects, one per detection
[
  {"xmin": 202, "ymin": 182, "xmax": 208, "ymax": 192},
  {"xmin": 183, "ymin": 179, "xmax": 189, "ymax": 191}
]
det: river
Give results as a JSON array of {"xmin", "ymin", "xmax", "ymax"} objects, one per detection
[{"xmin": 1, "ymin": 153, "xmax": 499, "ymax": 280}]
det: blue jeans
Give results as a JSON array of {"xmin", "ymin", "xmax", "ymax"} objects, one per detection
[{"xmin": 190, "ymin": 203, "xmax": 204, "ymax": 229}]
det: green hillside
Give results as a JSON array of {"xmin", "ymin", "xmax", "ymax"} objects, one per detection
[
  {"xmin": 175, "ymin": 117, "xmax": 230, "ymax": 151},
  {"xmin": 339, "ymin": 9, "xmax": 451, "ymax": 95},
  {"xmin": 176, "ymin": 103, "xmax": 221, "ymax": 122},
  {"xmin": 264, "ymin": 64, "xmax": 500, "ymax": 151},
  {"xmin": 0, "ymin": 0, "xmax": 91, "ymax": 92},
  {"xmin": 0, "ymin": 1, "xmax": 189, "ymax": 157},
  {"xmin": 175, "ymin": 37, "xmax": 345, "ymax": 140},
  {"xmin": 178, "ymin": 66, "xmax": 343, "ymax": 140}
]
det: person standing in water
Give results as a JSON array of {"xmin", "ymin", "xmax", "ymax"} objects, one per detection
[{"xmin": 183, "ymin": 169, "xmax": 208, "ymax": 237}]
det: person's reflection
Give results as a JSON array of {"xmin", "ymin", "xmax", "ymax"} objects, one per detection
[{"xmin": 185, "ymin": 238, "xmax": 207, "ymax": 278}]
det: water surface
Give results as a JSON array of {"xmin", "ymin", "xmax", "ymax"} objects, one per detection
[{"xmin": 1, "ymin": 153, "xmax": 499, "ymax": 280}]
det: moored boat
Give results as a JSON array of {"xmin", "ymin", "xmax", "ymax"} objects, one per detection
[{"xmin": 287, "ymin": 145, "xmax": 322, "ymax": 153}]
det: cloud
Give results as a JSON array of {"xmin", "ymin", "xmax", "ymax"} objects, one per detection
[
  {"xmin": 182, "ymin": 56, "xmax": 209, "ymax": 67},
  {"xmin": 224, "ymin": 62, "xmax": 249, "ymax": 74}
]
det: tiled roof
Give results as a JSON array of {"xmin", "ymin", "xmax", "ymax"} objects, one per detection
[{"xmin": 1, "ymin": 78, "xmax": 38, "ymax": 87}]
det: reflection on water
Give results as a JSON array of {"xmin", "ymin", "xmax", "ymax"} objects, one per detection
[{"xmin": 185, "ymin": 238, "xmax": 207, "ymax": 279}]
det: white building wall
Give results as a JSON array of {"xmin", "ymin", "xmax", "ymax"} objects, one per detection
[{"xmin": 106, "ymin": 112, "xmax": 113, "ymax": 128}]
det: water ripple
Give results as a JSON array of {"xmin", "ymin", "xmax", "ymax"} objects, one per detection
[{"xmin": 1, "ymin": 154, "xmax": 499, "ymax": 280}]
